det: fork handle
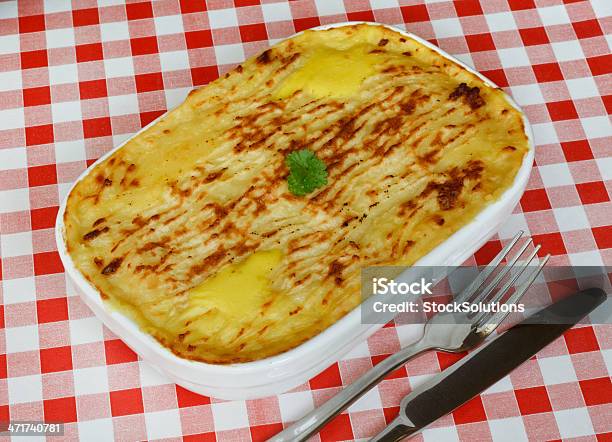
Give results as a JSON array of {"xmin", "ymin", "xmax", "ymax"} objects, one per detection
[{"xmin": 268, "ymin": 339, "xmax": 431, "ymax": 442}]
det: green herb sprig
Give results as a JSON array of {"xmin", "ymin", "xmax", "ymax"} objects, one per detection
[{"xmin": 286, "ymin": 149, "xmax": 328, "ymax": 196}]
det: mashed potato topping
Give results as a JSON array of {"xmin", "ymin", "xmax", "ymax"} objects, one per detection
[{"xmin": 63, "ymin": 24, "xmax": 528, "ymax": 363}]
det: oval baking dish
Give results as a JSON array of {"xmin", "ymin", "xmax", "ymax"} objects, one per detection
[{"xmin": 56, "ymin": 22, "xmax": 534, "ymax": 399}]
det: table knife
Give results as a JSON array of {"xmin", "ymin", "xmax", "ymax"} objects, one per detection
[{"xmin": 371, "ymin": 287, "xmax": 607, "ymax": 441}]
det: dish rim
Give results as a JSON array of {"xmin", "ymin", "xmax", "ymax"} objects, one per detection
[{"xmin": 55, "ymin": 21, "xmax": 535, "ymax": 376}]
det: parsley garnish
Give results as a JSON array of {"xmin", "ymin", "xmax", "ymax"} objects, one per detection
[{"xmin": 286, "ymin": 149, "xmax": 328, "ymax": 196}]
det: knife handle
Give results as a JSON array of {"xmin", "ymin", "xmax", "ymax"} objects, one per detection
[{"xmin": 370, "ymin": 417, "xmax": 418, "ymax": 442}]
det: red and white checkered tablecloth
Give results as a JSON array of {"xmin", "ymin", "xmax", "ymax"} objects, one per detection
[{"xmin": 0, "ymin": 0, "xmax": 611, "ymax": 440}]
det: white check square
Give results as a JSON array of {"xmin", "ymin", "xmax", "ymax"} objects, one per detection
[
  {"xmin": 145, "ymin": 409, "xmax": 182, "ymax": 440},
  {"xmin": 49, "ymin": 64, "xmax": 79, "ymax": 85},
  {"xmin": 0, "ymin": 107, "xmax": 24, "ymax": 131},
  {"xmin": 315, "ymin": 0, "xmax": 345, "ymax": 16},
  {"xmin": 551, "ymin": 40, "xmax": 584, "ymax": 62},
  {"xmin": 0, "ymin": 188, "xmax": 30, "ymax": 213},
  {"xmin": 69, "ymin": 316, "xmax": 104, "ymax": 345},
  {"xmin": 537, "ymin": 355, "xmax": 578, "ymax": 385},
  {"xmin": 154, "ymin": 14, "xmax": 185, "ymax": 36},
  {"xmin": 278, "ymin": 391, "xmax": 314, "ymax": 423},
  {"xmin": 2, "ymin": 277, "xmax": 36, "ymax": 305},
  {"xmin": 553, "ymin": 206, "xmax": 590, "ymax": 232},
  {"xmin": 52, "ymin": 101, "xmax": 82, "ymax": 124},
  {"xmin": 432, "ymin": 18, "xmax": 464, "ymax": 39},
  {"xmin": 538, "ymin": 163, "xmax": 574, "ymax": 188},
  {"xmin": 0, "ymin": 34, "xmax": 19, "ymax": 55},
  {"xmin": 488, "ymin": 417, "xmax": 528, "ymax": 442},
  {"xmin": 104, "ymin": 57, "xmax": 135, "ymax": 79},
  {"xmin": 1, "ymin": 232, "xmax": 34, "ymax": 257},
  {"xmin": 100, "ymin": 21, "xmax": 130, "ymax": 42},
  {"xmin": 208, "ymin": 8, "xmax": 239, "ymax": 29},
  {"xmin": 555, "ymin": 408, "xmax": 594, "ymax": 438},
  {"xmin": 107, "ymin": 94, "xmax": 140, "ymax": 117},
  {"xmin": 0, "ymin": 147, "xmax": 27, "ymax": 170},
  {"xmin": 261, "ymin": 2, "xmax": 292, "ymax": 23},
  {"xmin": 509, "ymin": 84, "xmax": 545, "ymax": 106},
  {"xmin": 214, "ymin": 44, "xmax": 246, "ymax": 65},
  {"xmin": 537, "ymin": 5, "xmax": 570, "ymax": 26},
  {"xmin": 55, "ymin": 140, "xmax": 87, "ymax": 164},
  {"xmin": 159, "ymin": 50, "xmax": 191, "ymax": 72},
  {"xmin": 8, "ymin": 374, "xmax": 43, "ymax": 404},
  {"xmin": 497, "ymin": 47, "xmax": 530, "ymax": 68},
  {"xmin": 211, "ymin": 401, "xmax": 249, "ymax": 431},
  {"xmin": 46, "ymin": 28, "xmax": 76, "ymax": 49},
  {"xmin": 6, "ymin": 325, "xmax": 40, "ymax": 353},
  {"xmin": 73, "ymin": 366, "xmax": 110, "ymax": 395},
  {"xmin": 485, "ymin": 12, "xmax": 517, "ymax": 32}
]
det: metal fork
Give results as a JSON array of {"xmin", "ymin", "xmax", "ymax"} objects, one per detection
[{"xmin": 269, "ymin": 231, "xmax": 550, "ymax": 442}]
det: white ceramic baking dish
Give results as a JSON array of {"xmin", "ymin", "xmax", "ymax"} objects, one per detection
[{"xmin": 55, "ymin": 22, "xmax": 534, "ymax": 400}]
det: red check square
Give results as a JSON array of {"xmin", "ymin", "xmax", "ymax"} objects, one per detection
[
  {"xmin": 191, "ymin": 66, "xmax": 218, "ymax": 86},
  {"xmin": 140, "ymin": 110, "xmax": 165, "ymax": 127},
  {"xmin": 474, "ymin": 240, "xmax": 503, "ymax": 265},
  {"xmin": 83, "ymin": 117, "xmax": 112, "ymax": 138},
  {"xmin": 26, "ymin": 124, "xmax": 54, "ymax": 146},
  {"xmin": 180, "ymin": 0, "xmax": 206, "ymax": 13},
  {"xmin": 40, "ymin": 346, "xmax": 73, "ymax": 373},
  {"xmin": 453, "ymin": 396, "xmax": 487, "ymax": 424},
  {"xmin": 37, "ymin": 298, "xmax": 69, "ymax": 324},
  {"xmin": 293, "ymin": 17, "xmax": 321, "ymax": 33},
  {"xmin": 105, "ymin": 339, "xmax": 138, "ymax": 365},
  {"xmin": 79, "ymin": 79, "xmax": 107, "ymax": 99},
  {"xmin": 531, "ymin": 232, "xmax": 567, "ymax": 256},
  {"xmin": 0, "ymin": 354, "xmax": 6, "ymax": 379},
  {"xmin": 31, "ymin": 206, "xmax": 59, "ymax": 230},
  {"xmin": 573, "ymin": 19, "xmax": 604, "ymax": 39},
  {"xmin": 126, "ymin": 2, "xmax": 153, "ymax": 20},
  {"xmin": 533, "ymin": 62, "xmax": 563, "ymax": 83},
  {"xmin": 34, "ymin": 251, "xmax": 64, "ymax": 275},
  {"xmin": 454, "ymin": 0, "xmax": 483, "ymax": 16},
  {"xmin": 519, "ymin": 27, "xmax": 550, "ymax": 46},
  {"xmin": 508, "ymin": 0, "xmax": 536, "ymax": 10},
  {"xmin": 131, "ymin": 36, "xmax": 159, "ymax": 56},
  {"xmin": 21, "ymin": 50, "xmax": 48, "ymax": 69},
  {"xmin": 481, "ymin": 69, "xmax": 509, "ymax": 87},
  {"xmin": 546, "ymin": 100, "xmax": 578, "ymax": 121},
  {"xmin": 23, "ymin": 86, "xmax": 51, "ymax": 107},
  {"xmin": 576, "ymin": 182, "xmax": 610, "ymax": 205},
  {"xmin": 44, "ymin": 397, "xmax": 77, "ymax": 423},
  {"xmin": 250, "ymin": 424, "xmax": 284, "ymax": 442},
  {"xmin": 239, "ymin": 24, "xmax": 268, "ymax": 43},
  {"xmin": 176, "ymin": 385, "xmax": 211, "ymax": 408},
  {"xmin": 347, "ymin": 11, "xmax": 375, "ymax": 22},
  {"xmin": 561, "ymin": 140, "xmax": 593, "ymax": 162},
  {"xmin": 466, "ymin": 34, "xmax": 496, "ymax": 52},
  {"xmin": 110, "ymin": 388, "xmax": 144, "ymax": 417},
  {"xmin": 135, "ymin": 72, "xmax": 164, "ymax": 93},
  {"xmin": 587, "ymin": 55, "xmax": 612, "ymax": 76},
  {"xmin": 234, "ymin": 0, "xmax": 260, "ymax": 6},
  {"xmin": 185, "ymin": 30, "xmax": 213, "ymax": 49},
  {"xmin": 19, "ymin": 15, "xmax": 46, "ymax": 33},
  {"xmin": 319, "ymin": 414, "xmax": 353, "ymax": 442},
  {"xmin": 580, "ymin": 377, "xmax": 612, "ymax": 406},
  {"xmin": 401, "ymin": 5, "xmax": 430, "ymax": 23},
  {"xmin": 437, "ymin": 350, "xmax": 467, "ymax": 370},
  {"xmin": 309, "ymin": 363, "xmax": 342, "ymax": 390},
  {"xmin": 564, "ymin": 326, "xmax": 600, "ymax": 353},
  {"xmin": 592, "ymin": 226, "xmax": 612, "ymax": 249},
  {"xmin": 76, "ymin": 43, "xmax": 104, "ymax": 63},
  {"xmin": 515, "ymin": 386, "xmax": 552, "ymax": 415},
  {"xmin": 520, "ymin": 188, "xmax": 552, "ymax": 212},
  {"xmin": 28, "ymin": 164, "xmax": 57, "ymax": 187},
  {"xmin": 72, "ymin": 8, "xmax": 100, "ymax": 27}
]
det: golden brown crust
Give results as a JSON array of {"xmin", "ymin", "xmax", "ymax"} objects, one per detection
[{"xmin": 64, "ymin": 24, "xmax": 528, "ymax": 363}]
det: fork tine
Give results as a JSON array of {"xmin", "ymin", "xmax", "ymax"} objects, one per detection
[
  {"xmin": 467, "ymin": 238, "xmax": 533, "ymax": 306},
  {"xmin": 453, "ymin": 231, "xmax": 523, "ymax": 304},
  {"xmin": 474, "ymin": 252, "xmax": 550, "ymax": 329}
]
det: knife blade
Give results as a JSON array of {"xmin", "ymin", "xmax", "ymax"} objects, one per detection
[{"xmin": 371, "ymin": 287, "xmax": 607, "ymax": 441}]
